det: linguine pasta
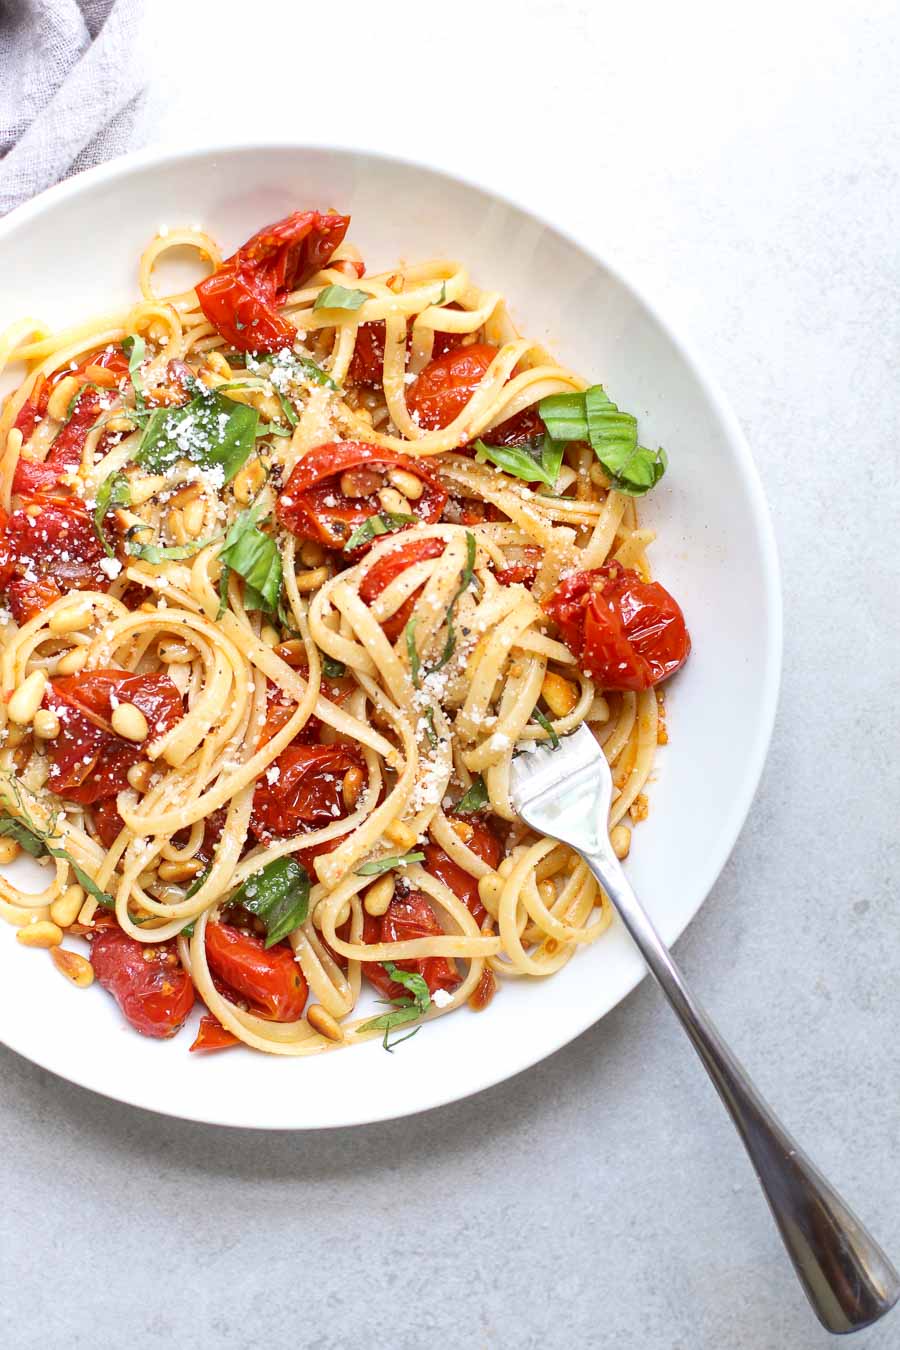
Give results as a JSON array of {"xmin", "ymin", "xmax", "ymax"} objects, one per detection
[{"xmin": 0, "ymin": 209, "xmax": 689, "ymax": 1056}]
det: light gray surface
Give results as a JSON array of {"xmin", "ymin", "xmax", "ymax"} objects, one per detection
[{"xmin": 1, "ymin": 3, "xmax": 898, "ymax": 1347}]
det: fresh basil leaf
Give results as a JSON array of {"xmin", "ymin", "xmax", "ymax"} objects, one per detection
[
  {"xmin": 455, "ymin": 775, "xmax": 488, "ymax": 814},
  {"xmin": 257, "ymin": 420, "xmax": 292, "ymax": 439},
  {"xmin": 127, "ymin": 539, "xmax": 209, "ymax": 564},
  {"xmin": 473, "ymin": 434, "xmax": 563, "ymax": 488},
  {"xmin": 253, "ymin": 350, "xmax": 339, "ymax": 393},
  {"xmin": 358, "ymin": 960, "xmax": 431, "ymax": 1050},
  {"xmin": 435, "ymin": 281, "xmax": 447, "ymax": 305},
  {"xmin": 231, "ymin": 855, "xmax": 310, "ymax": 948},
  {"xmin": 538, "ymin": 391, "xmax": 589, "ymax": 443},
  {"xmin": 539, "ymin": 386, "xmax": 667, "ymax": 497},
  {"xmin": 322, "ymin": 656, "xmax": 346, "ymax": 679},
  {"xmin": 136, "ymin": 387, "xmax": 258, "ymax": 484},
  {"xmin": 429, "ymin": 530, "xmax": 476, "ymax": 672},
  {"xmin": 532, "ymin": 707, "xmax": 560, "ymax": 750},
  {"xmin": 422, "ymin": 706, "xmax": 438, "ymax": 748},
  {"xmin": 382, "ymin": 961, "xmax": 430, "ymax": 1013},
  {"xmin": 314, "ymin": 284, "xmax": 369, "ymax": 312},
  {"xmin": 0, "ymin": 814, "xmax": 47, "ymax": 858},
  {"xmin": 343, "ymin": 511, "xmax": 417, "ymax": 553},
  {"xmin": 93, "ymin": 471, "xmax": 131, "ymax": 558},
  {"xmin": 122, "ymin": 334, "xmax": 146, "ymax": 414},
  {"xmin": 219, "ymin": 503, "xmax": 283, "ymax": 613},
  {"xmin": 405, "ymin": 616, "xmax": 421, "ymax": 687},
  {"xmin": 355, "ymin": 851, "xmax": 425, "ymax": 877},
  {"xmin": 292, "ymin": 354, "xmax": 338, "ymax": 391},
  {"xmin": 359, "ymin": 1000, "xmax": 422, "ymax": 1050}
]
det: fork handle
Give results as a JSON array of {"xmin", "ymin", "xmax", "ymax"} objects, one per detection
[{"xmin": 582, "ymin": 842, "xmax": 900, "ymax": 1335}]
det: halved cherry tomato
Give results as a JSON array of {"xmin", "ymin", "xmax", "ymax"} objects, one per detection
[
  {"xmin": 0, "ymin": 496, "xmax": 111, "ymax": 623},
  {"xmin": 205, "ymin": 921, "xmax": 308, "ymax": 1021},
  {"xmin": 90, "ymin": 796, "xmax": 126, "ymax": 848},
  {"xmin": 190, "ymin": 1014, "xmax": 239, "ymax": 1053},
  {"xmin": 196, "ymin": 210, "xmax": 350, "ymax": 352},
  {"xmin": 250, "ymin": 741, "xmax": 365, "ymax": 842},
  {"xmin": 481, "ymin": 405, "xmax": 546, "ymax": 447},
  {"xmin": 423, "ymin": 815, "xmax": 503, "ymax": 927},
  {"xmin": 493, "ymin": 545, "xmax": 542, "ymax": 589},
  {"xmin": 406, "ymin": 343, "xmax": 498, "ymax": 431},
  {"xmin": 543, "ymin": 561, "xmax": 690, "ymax": 691},
  {"xmin": 363, "ymin": 890, "xmax": 460, "ymax": 1000},
  {"xmin": 358, "ymin": 536, "xmax": 446, "ymax": 640},
  {"xmin": 347, "ymin": 313, "xmax": 466, "ymax": 387},
  {"xmin": 43, "ymin": 670, "xmax": 183, "ymax": 804},
  {"xmin": 276, "ymin": 441, "xmax": 447, "ymax": 550},
  {"xmin": 90, "ymin": 926, "xmax": 195, "ymax": 1038}
]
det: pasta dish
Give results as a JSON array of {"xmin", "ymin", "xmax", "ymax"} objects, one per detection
[{"xmin": 0, "ymin": 209, "xmax": 690, "ymax": 1055}]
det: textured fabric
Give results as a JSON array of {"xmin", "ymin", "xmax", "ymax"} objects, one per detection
[{"xmin": 0, "ymin": 0, "xmax": 146, "ymax": 215}]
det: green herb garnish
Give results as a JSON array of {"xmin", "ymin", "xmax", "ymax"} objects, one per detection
[
  {"xmin": 313, "ymin": 284, "xmax": 369, "ymax": 312},
  {"xmin": 473, "ymin": 435, "xmax": 564, "ymax": 488},
  {"xmin": 532, "ymin": 707, "xmax": 560, "ymax": 749},
  {"xmin": 358, "ymin": 961, "xmax": 431, "ymax": 1051},
  {"xmin": 322, "ymin": 656, "xmax": 346, "ymax": 679},
  {"xmin": 218, "ymin": 502, "xmax": 283, "ymax": 614},
  {"xmin": 405, "ymin": 616, "xmax": 421, "ymax": 686},
  {"xmin": 0, "ymin": 797, "xmax": 114, "ymax": 909},
  {"xmin": 428, "ymin": 530, "xmax": 476, "ymax": 672},
  {"xmin": 343, "ymin": 511, "xmax": 417, "ymax": 553},
  {"xmin": 455, "ymin": 775, "xmax": 488, "ymax": 814},
  {"xmin": 136, "ymin": 386, "xmax": 258, "ymax": 484},
  {"xmin": 355, "ymin": 851, "xmax": 425, "ymax": 877},
  {"xmin": 92, "ymin": 471, "xmax": 131, "ymax": 557},
  {"xmin": 538, "ymin": 385, "xmax": 667, "ymax": 496},
  {"xmin": 230, "ymin": 855, "xmax": 310, "ymax": 948},
  {"xmin": 122, "ymin": 334, "xmax": 147, "ymax": 415}
]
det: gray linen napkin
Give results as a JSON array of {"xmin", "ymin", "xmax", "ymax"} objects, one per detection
[{"xmin": 0, "ymin": 0, "xmax": 146, "ymax": 215}]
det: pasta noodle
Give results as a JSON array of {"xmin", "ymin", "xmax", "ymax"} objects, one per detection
[{"xmin": 0, "ymin": 208, "xmax": 689, "ymax": 1056}]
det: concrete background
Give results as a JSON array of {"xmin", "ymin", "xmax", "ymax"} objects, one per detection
[{"xmin": 1, "ymin": 2, "xmax": 898, "ymax": 1346}]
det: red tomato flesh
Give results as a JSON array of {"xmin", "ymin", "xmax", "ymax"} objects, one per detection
[
  {"xmin": 90, "ymin": 926, "xmax": 195, "ymax": 1038},
  {"xmin": 205, "ymin": 921, "xmax": 308, "ymax": 1021},
  {"xmin": 347, "ymin": 314, "xmax": 466, "ymax": 387},
  {"xmin": 358, "ymin": 536, "xmax": 446, "ymax": 640},
  {"xmin": 43, "ymin": 670, "xmax": 183, "ymax": 804},
  {"xmin": 406, "ymin": 343, "xmax": 498, "ymax": 431},
  {"xmin": 276, "ymin": 441, "xmax": 447, "ymax": 550},
  {"xmin": 196, "ymin": 210, "xmax": 350, "ymax": 352},
  {"xmin": 0, "ymin": 495, "xmax": 112, "ymax": 624},
  {"xmin": 190, "ymin": 1014, "xmax": 240, "ymax": 1053},
  {"xmin": 423, "ymin": 816, "xmax": 502, "ymax": 927},
  {"xmin": 543, "ymin": 562, "xmax": 690, "ymax": 691},
  {"xmin": 250, "ymin": 741, "xmax": 365, "ymax": 842},
  {"xmin": 363, "ymin": 890, "xmax": 460, "ymax": 1000}
]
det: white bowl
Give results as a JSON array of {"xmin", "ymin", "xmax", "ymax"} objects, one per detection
[{"xmin": 0, "ymin": 145, "xmax": 781, "ymax": 1128}]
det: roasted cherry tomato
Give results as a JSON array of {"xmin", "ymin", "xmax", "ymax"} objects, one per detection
[
  {"xmin": 276, "ymin": 441, "xmax": 447, "ymax": 550},
  {"xmin": 423, "ymin": 816, "xmax": 503, "ymax": 927},
  {"xmin": 480, "ymin": 405, "xmax": 546, "ymax": 447},
  {"xmin": 543, "ymin": 561, "xmax": 690, "ymax": 691},
  {"xmin": 90, "ymin": 926, "xmax": 195, "ymax": 1038},
  {"xmin": 190, "ymin": 1014, "xmax": 239, "ymax": 1053},
  {"xmin": 89, "ymin": 796, "xmax": 126, "ymax": 848},
  {"xmin": 493, "ymin": 546, "xmax": 542, "ymax": 589},
  {"xmin": 43, "ymin": 670, "xmax": 183, "ymax": 804},
  {"xmin": 405, "ymin": 343, "xmax": 498, "ymax": 431},
  {"xmin": 250, "ymin": 741, "xmax": 365, "ymax": 842},
  {"xmin": 347, "ymin": 313, "xmax": 466, "ymax": 387},
  {"xmin": 359, "ymin": 536, "xmax": 446, "ymax": 640},
  {"xmin": 363, "ymin": 890, "xmax": 459, "ymax": 1000},
  {"xmin": 196, "ymin": 210, "xmax": 350, "ymax": 352},
  {"xmin": 205, "ymin": 921, "xmax": 308, "ymax": 1021},
  {"xmin": 0, "ymin": 495, "xmax": 111, "ymax": 623}
]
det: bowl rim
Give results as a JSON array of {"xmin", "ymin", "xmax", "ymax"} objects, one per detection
[{"xmin": 0, "ymin": 140, "xmax": 782, "ymax": 1127}]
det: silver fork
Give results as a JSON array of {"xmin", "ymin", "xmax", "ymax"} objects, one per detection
[{"xmin": 509, "ymin": 723, "xmax": 899, "ymax": 1335}]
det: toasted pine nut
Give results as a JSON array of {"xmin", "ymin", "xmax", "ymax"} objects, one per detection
[
  {"xmin": 354, "ymin": 406, "xmax": 374, "ymax": 426},
  {"xmin": 33, "ymin": 709, "xmax": 60, "ymax": 740},
  {"xmin": 50, "ymin": 883, "xmax": 85, "ymax": 927},
  {"xmin": 387, "ymin": 469, "xmax": 423, "ymax": 501},
  {"xmin": 0, "ymin": 837, "xmax": 20, "ymax": 865},
  {"xmin": 377, "ymin": 487, "xmax": 409, "ymax": 515},
  {"xmin": 294, "ymin": 566, "xmax": 329, "ymax": 593},
  {"xmin": 46, "ymin": 375, "xmax": 81, "ymax": 422},
  {"xmin": 167, "ymin": 661, "xmax": 191, "ymax": 694},
  {"xmin": 168, "ymin": 483, "xmax": 201, "ymax": 507},
  {"xmin": 126, "ymin": 761, "xmax": 154, "ymax": 792},
  {"xmin": 274, "ymin": 639, "xmax": 305, "ymax": 666},
  {"xmin": 8, "ymin": 670, "xmax": 47, "ymax": 725},
  {"xmin": 478, "ymin": 873, "xmax": 503, "ymax": 908},
  {"xmin": 232, "ymin": 458, "xmax": 266, "ymax": 503},
  {"xmin": 610, "ymin": 824, "xmax": 631, "ymax": 860},
  {"xmin": 24, "ymin": 503, "xmax": 42, "ymax": 518},
  {"xmin": 260, "ymin": 624, "xmax": 280, "ymax": 647},
  {"xmin": 157, "ymin": 858, "xmax": 203, "ymax": 883},
  {"xmin": 589, "ymin": 462, "xmax": 610, "ymax": 487},
  {"xmin": 51, "ymin": 946, "xmax": 95, "ymax": 987},
  {"xmin": 111, "ymin": 702, "xmax": 148, "ymax": 742},
  {"xmin": 158, "ymin": 639, "xmax": 191, "ymax": 663},
  {"xmin": 449, "ymin": 819, "xmax": 475, "ymax": 845},
  {"xmin": 182, "ymin": 498, "xmax": 205, "ymax": 537},
  {"xmin": 83, "ymin": 363, "xmax": 119, "ymax": 388},
  {"xmin": 49, "ymin": 597, "xmax": 94, "ymax": 634},
  {"xmin": 306, "ymin": 1004, "xmax": 344, "ymax": 1042},
  {"xmin": 364, "ymin": 873, "xmax": 395, "ymax": 917},
  {"xmin": 205, "ymin": 351, "xmax": 233, "ymax": 378},
  {"xmin": 342, "ymin": 765, "xmax": 364, "ymax": 809},
  {"xmin": 384, "ymin": 819, "xmax": 417, "ymax": 851},
  {"xmin": 629, "ymin": 794, "xmax": 649, "ymax": 823},
  {"xmin": 56, "ymin": 647, "xmax": 88, "ymax": 675},
  {"xmin": 541, "ymin": 671, "xmax": 578, "ymax": 718},
  {"xmin": 340, "ymin": 468, "xmax": 381, "ymax": 498},
  {"xmin": 16, "ymin": 920, "xmax": 63, "ymax": 949},
  {"xmin": 78, "ymin": 896, "xmax": 98, "ymax": 926},
  {"xmin": 106, "ymin": 415, "xmax": 137, "ymax": 434},
  {"xmin": 167, "ymin": 506, "xmax": 188, "ymax": 545},
  {"xmin": 299, "ymin": 540, "xmax": 325, "ymax": 567},
  {"xmin": 538, "ymin": 879, "xmax": 556, "ymax": 906}
]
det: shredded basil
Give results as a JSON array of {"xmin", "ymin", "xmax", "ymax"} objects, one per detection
[
  {"xmin": 136, "ymin": 387, "xmax": 258, "ymax": 484},
  {"xmin": 127, "ymin": 538, "xmax": 210, "ymax": 564},
  {"xmin": 313, "ymin": 284, "xmax": 369, "ymax": 312},
  {"xmin": 405, "ymin": 616, "xmax": 421, "ymax": 686},
  {"xmin": 455, "ymin": 775, "xmax": 488, "ymax": 814},
  {"xmin": 532, "ymin": 707, "xmax": 560, "ymax": 750},
  {"xmin": 343, "ymin": 511, "xmax": 417, "ymax": 553},
  {"xmin": 358, "ymin": 961, "xmax": 431, "ymax": 1051},
  {"xmin": 122, "ymin": 334, "xmax": 146, "ymax": 415},
  {"xmin": 473, "ymin": 435, "xmax": 564, "ymax": 488},
  {"xmin": 0, "ymin": 791, "xmax": 115, "ymax": 909},
  {"xmin": 92, "ymin": 471, "xmax": 131, "ymax": 558},
  {"xmin": 355, "ymin": 851, "xmax": 425, "ymax": 877},
  {"xmin": 218, "ymin": 502, "xmax": 283, "ymax": 614},
  {"xmin": 422, "ymin": 706, "xmax": 438, "ymax": 748},
  {"xmin": 428, "ymin": 530, "xmax": 476, "ymax": 673},
  {"xmin": 231, "ymin": 855, "xmax": 310, "ymax": 948},
  {"xmin": 0, "ymin": 815, "xmax": 47, "ymax": 858},
  {"xmin": 538, "ymin": 385, "xmax": 667, "ymax": 496},
  {"xmin": 322, "ymin": 655, "xmax": 346, "ymax": 679}
]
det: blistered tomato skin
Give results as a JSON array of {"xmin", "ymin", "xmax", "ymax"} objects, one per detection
[
  {"xmin": 359, "ymin": 536, "xmax": 446, "ymax": 640},
  {"xmin": 543, "ymin": 562, "xmax": 690, "ymax": 692},
  {"xmin": 0, "ymin": 496, "xmax": 111, "ymax": 623},
  {"xmin": 423, "ymin": 816, "xmax": 503, "ymax": 927},
  {"xmin": 250, "ymin": 742, "xmax": 365, "ymax": 842},
  {"xmin": 90, "ymin": 927, "xmax": 195, "ymax": 1038},
  {"xmin": 362, "ymin": 891, "xmax": 460, "ymax": 1000},
  {"xmin": 405, "ymin": 344, "xmax": 498, "ymax": 430},
  {"xmin": 205, "ymin": 922, "xmax": 308, "ymax": 1022}
]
